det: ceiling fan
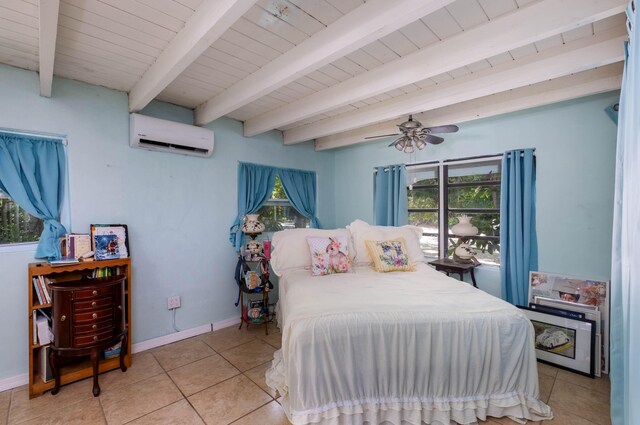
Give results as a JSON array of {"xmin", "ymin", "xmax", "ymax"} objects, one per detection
[{"xmin": 365, "ymin": 115, "xmax": 459, "ymax": 153}]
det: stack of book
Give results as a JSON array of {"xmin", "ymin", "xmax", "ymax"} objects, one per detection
[
  {"xmin": 32, "ymin": 276, "xmax": 52, "ymax": 305},
  {"xmin": 92, "ymin": 266, "xmax": 125, "ymax": 278}
]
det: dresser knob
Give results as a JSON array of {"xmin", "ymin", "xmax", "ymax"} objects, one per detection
[
  {"xmin": 92, "ymin": 290, "xmax": 98, "ymax": 296},
  {"xmin": 92, "ymin": 313, "xmax": 98, "ymax": 319},
  {"xmin": 92, "ymin": 324, "xmax": 97, "ymax": 329},
  {"xmin": 118, "ymin": 305, "xmax": 122, "ymax": 310},
  {"xmin": 60, "ymin": 315, "xmax": 66, "ymax": 322},
  {"xmin": 93, "ymin": 336, "xmax": 98, "ymax": 341},
  {"xmin": 91, "ymin": 301, "xmax": 97, "ymax": 307}
]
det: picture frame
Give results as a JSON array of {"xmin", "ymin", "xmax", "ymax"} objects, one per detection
[
  {"xmin": 91, "ymin": 224, "xmax": 130, "ymax": 259},
  {"xmin": 519, "ymin": 306, "xmax": 596, "ymax": 378},
  {"xmin": 528, "ymin": 271, "xmax": 609, "ymax": 373},
  {"xmin": 534, "ymin": 295, "xmax": 603, "ymax": 376}
]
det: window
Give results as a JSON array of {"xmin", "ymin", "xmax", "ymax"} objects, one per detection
[
  {"xmin": 257, "ymin": 176, "xmax": 309, "ymax": 232},
  {"xmin": 408, "ymin": 158, "xmax": 501, "ymax": 265},
  {"xmin": 0, "ymin": 190, "xmax": 44, "ymax": 245}
]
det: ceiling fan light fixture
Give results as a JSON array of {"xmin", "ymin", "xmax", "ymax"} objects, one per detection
[
  {"xmin": 414, "ymin": 138, "xmax": 427, "ymax": 150},
  {"xmin": 404, "ymin": 144, "xmax": 414, "ymax": 154},
  {"xmin": 393, "ymin": 136, "xmax": 407, "ymax": 151}
]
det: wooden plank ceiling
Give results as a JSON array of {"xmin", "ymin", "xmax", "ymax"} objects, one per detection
[{"xmin": 0, "ymin": 0, "xmax": 627, "ymax": 150}]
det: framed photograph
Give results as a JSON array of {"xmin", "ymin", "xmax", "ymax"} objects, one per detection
[
  {"xmin": 91, "ymin": 224, "xmax": 129, "ymax": 259},
  {"xmin": 519, "ymin": 306, "xmax": 596, "ymax": 378},
  {"xmin": 528, "ymin": 271, "xmax": 609, "ymax": 373},
  {"xmin": 534, "ymin": 296, "xmax": 603, "ymax": 376}
]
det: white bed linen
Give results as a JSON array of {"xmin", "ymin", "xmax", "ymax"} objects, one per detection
[{"xmin": 266, "ymin": 264, "xmax": 552, "ymax": 425}]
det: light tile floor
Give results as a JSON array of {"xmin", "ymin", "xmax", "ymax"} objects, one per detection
[{"xmin": 0, "ymin": 323, "xmax": 610, "ymax": 425}]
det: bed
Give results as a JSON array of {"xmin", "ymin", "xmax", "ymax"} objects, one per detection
[{"xmin": 265, "ymin": 225, "xmax": 552, "ymax": 425}]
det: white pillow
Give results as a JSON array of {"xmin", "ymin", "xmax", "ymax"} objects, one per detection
[
  {"xmin": 347, "ymin": 219, "xmax": 425, "ymax": 266},
  {"xmin": 271, "ymin": 228, "xmax": 354, "ymax": 276}
]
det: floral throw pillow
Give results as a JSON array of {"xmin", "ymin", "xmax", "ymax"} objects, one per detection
[
  {"xmin": 365, "ymin": 238, "xmax": 415, "ymax": 273},
  {"xmin": 306, "ymin": 236, "xmax": 352, "ymax": 276}
]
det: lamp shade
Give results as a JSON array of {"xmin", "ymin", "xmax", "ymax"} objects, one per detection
[{"xmin": 451, "ymin": 215, "xmax": 478, "ymax": 237}]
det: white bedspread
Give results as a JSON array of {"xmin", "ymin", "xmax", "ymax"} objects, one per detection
[{"xmin": 266, "ymin": 264, "xmax": 553, "ymax": 425}]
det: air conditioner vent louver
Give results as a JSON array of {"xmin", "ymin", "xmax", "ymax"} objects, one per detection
[{"xmin": 129, "ymin": 113, "xmax": 214, "ymax": 158}]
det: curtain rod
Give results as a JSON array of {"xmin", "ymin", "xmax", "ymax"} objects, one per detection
[
  {"xmin": 0, "ymin": 127, "xmax": 68, "ymax": 145},
  {"xmin": 374, "ymin": 149, "xmax": 536, "ymax": 172}
]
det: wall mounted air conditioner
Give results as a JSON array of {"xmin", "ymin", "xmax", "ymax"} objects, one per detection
[{"xmin": 129, "ymin": 113, "xmax": 214, "ymax": 158}]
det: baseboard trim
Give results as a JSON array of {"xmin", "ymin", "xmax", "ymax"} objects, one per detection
[
  {"xmin": 0, "ymin": 373, "xmax": 28, "ymax": 392},
  {"xmin": 0, "ymin": 316, "xmax": 240, "ymax": 392},
  {"xmin": 132, "ymin": 316, "xmax": 240, "ymax": 353}
]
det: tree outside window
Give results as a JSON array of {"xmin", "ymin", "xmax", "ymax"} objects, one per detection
[
  {"xmin": 0, "ymin": 191, "xmax": 43, "ymax": 245},
  {"xmin": 408, "ymin": 160, "xmax": 501, "ymax": 265},
  {"xmin": 257, "ymin": 176, "xmax": 309, "ymax": 232}
]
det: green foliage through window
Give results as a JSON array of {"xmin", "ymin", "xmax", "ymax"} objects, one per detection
[
  {"xmin": 257, "ymin": 176, "xmax": 309, "ymax": 232},
  {"xmin": 407, "ymin": 162, "xmax": 501, "ymax": 265},
  {"xmin": 0, "ymin": 192, "xmax": 43, "ymax": 245}
]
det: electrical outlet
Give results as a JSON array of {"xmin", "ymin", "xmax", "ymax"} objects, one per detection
[{"xmin": 167, "ymin": 295, "xmax": 181, "ymax": 310}]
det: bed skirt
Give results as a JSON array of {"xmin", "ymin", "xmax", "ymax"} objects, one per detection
[{"xmin": 267, "ymin": 349, "xmax": 552, "ymax": 425}]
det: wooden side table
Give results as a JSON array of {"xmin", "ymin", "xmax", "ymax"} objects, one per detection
[{"xmin": 428, "ymin": 258, "xmax": 479, "ymax": 288}]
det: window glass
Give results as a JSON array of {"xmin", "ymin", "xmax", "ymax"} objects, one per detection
[
  {"xmin": 256, "ymin": 176, "xmax": 309, "ymax": 232},
  {"xmin": 407, "ymin": 160, "xmax": 501, "ymax": 265},
  {"xmin": 407, "ymin": 170, "xmax": 439, "ymax": 259},
  {"xmin": 0, "ymin": 191, "xmax": 43, "ymax": 245}
]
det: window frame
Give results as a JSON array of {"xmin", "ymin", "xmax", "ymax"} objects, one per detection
[{"xmin": 406, "ymin": 155, "xmax": 502, "ymax": 264}]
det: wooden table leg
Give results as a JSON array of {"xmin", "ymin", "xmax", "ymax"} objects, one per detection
[
  {"xmin": 470, "ymin": 268, "xmax": 478, "ymax": 288},
  {"xmin": 120, "ymin": 332, "xmax": 128, "ymax": 372},
  {"xmin": 238, "ymin": 291, "xmax": 244, "ymax": 330},
  {"xmin": 49, "ymin": 349, "xmax": 60, "ymax": 395},
  {"xmin": 90, "ymin": 349, "xmax": 100, "ymax": 397},
  {"xmin": 458, "ymin": 272, "xmax": 464, "ymax": 281},
  {"xmin": 264, "ymin": 291, "xmax": 269, "ymax": 336}
]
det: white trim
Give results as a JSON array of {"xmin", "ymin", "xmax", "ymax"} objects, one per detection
[
  {"xmin": 211, "ymin": 316, "xmax": 242, "ymax": 332},
  {"xmin": 0, "ymin": 242, "xmax": 37, "ymax": 254},
  {"xmin": 132, "ymin": 316, "xmax": 240, "ymax": 353},
  {"xmin": 0, "ymin": 373, "xmax": 28, "ymax": 392}
]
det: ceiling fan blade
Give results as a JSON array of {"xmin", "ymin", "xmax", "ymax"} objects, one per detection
[
  {"xmin": 425, "ymin": 125, "xmax": 459, "ymax": 134},
  {"xmin": 424, "ymin": 134, "xmax": 445, "ymax": 145},
  {"xmin": 365, "ymin": 133, "xmax": 401, "ymax": 140}
]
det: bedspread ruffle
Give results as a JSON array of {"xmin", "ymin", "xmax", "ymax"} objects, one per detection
[{"xmin": 267, "ymin": 350, "xmax": 553, "ymax": 425}]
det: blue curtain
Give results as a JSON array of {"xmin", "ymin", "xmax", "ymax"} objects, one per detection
[
  {"xmin": 278, "ymin": 167, "xmax": 320, "ymax": 228},
  {"xmin": 374, "ymin": 164, "xmax": 408, "ymax": 226},
  {"xmin": 611, "ymin": 5, "xmax": 639, "ymax": 423},
  {"xmin": 499, "ymin": 149, "xmax": 537, "ymax": 306},
  {"xmin": 0, "ymin": 132, "xmax": 67, "ymax": 259},
  {"xmin": 229, "ymin": 162, "xmax": 277, "ymax": 252}
]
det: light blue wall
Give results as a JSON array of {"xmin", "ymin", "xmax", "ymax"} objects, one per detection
[
  {"xmin": 0, "ymin": 61, "xmax": 618, "ymax": 381},
  {"xmin": 332, "ymin": 92, "xmax": 619, "ymax": 297},
  {"xmin": 0, "ymin": 64, "xmax": 335, "ymax": 380}
]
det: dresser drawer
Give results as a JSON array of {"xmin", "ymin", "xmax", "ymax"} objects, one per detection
[
  {"xmin": 74, "ymin": 297, "xmax": 112, "ymax": 312},
  {"xmin": 74, "ymin": 307, "xmax": 112, "ymax": 324},
  {"xmin": 74, "ymin": 329, "xmax": 114, "ymax": 348},
  {"xmin": 74, "ymin": 319, "xmax": 113, "ymax": 335},
  {"xmin": 74, "ymin": 287, "xmax": 114, "ymax": 300}
]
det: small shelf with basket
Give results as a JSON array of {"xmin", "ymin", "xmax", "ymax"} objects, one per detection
[{"xmin": 234, "ymin": 214, "xmax": 274, "ymax": 335}]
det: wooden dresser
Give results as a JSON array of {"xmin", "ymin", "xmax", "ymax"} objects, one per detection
[{"xmin": 49, "ymin": 275, "xmax": 128, "ymax": 396}]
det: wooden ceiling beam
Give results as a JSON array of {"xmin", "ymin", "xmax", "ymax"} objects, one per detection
[
  {"xmin": 244, "ymin": 0, "xmax": 625, "ymax": 137},
  {"xmin": 38, "ymin": 0, "xmax": 60, "ymax": 97},
  {"xmin": 193, "ymin": 0, "xmax": 455, "ymax": 126},
  {"xmin": 128, "ymin": 0, "xmax": 257, "ymax": 112},
  {"xmin": 284, "ymin": 27, "xmax": 627, "ymax": 144},
  {"xmin": 315, "ymin": 63, "xmax": 623, "ymax": 150}
]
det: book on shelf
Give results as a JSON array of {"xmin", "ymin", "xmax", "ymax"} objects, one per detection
[
  {"xmin": 48, "ymin": 256, "xmax": 80, "ymax": 266},
  {"xmin": 38, "ymin": 345, "xmax": 54, "ymax": 383},
  {"xmin": 66, "ymin": 233, "xmax": 92, "ymax": 259},
  {"xmin": 32, "ymin": 278, "xmax": 44, "ymax": 305}
]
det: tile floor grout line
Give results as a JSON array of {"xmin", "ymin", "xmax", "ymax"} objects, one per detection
[
  {"xmin": 121, "ymin": 398, "xmax": 186, "ymax": 425},
  {"xmin": 227, "ymin": 399, "xmax": 276, "ymax": 425}
]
